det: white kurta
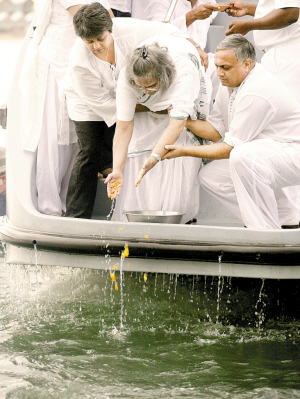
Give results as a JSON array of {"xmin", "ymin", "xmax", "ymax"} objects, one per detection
[
  {"xmin": 145, "ymin": 0, "xmax": 216, "ymax": 49},
  {"xmin": 113, "ymin": 35, "xmax": 208, "ymax": 224},
  {"xmin": 253, "ymin": 0, "xmax": 300, "ymax": 222},
  {"xmin": 20, "ymin": 0, "xmax": 110, "ymax": 216},
  {"xmin": 144, "ymin": 0, "xmax": 218, "ymax": 110},
  {"xmin": 200, "ymin": 64, "xmax": 300, "ymax": 229},
  {"xmin": 107, "ymin": 0, "xmax": 131, "ymax": 13},
  {"xmin": 254, "ymin": 0, "xmax": 300, "ymax": 51},
  {"xmin": 131, "ymin": 0, "xmax": 148, "ymax": 19},
  {"xmin": 253, "ymin": 0, "xmax": 300, "ymax": 103},
  {"xmin": 65, "ymin": 17, "xmax": 188, "ymax": 123}
]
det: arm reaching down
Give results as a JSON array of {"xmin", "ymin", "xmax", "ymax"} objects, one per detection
[
  {"xmin": 163, "ymin": 142, "xmax": 233, "ymax": 160},
  {"xmin": 135, "ymin": 118, "xmax": 186, "ymax": 186},
  {"xmin": 105, "ymin": 119, "xmax": 134, "ymax": 199}
]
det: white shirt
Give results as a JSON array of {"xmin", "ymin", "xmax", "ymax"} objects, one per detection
[
  {"xmin": 107, "ymin": 0, "xmax": 131, "ymax": 13},
  {"xmin": 253, "ymin": 0, "xmax": 300, "ymax": 50},
  {"xmin": 131, "ymin": 0, "xmax": 148, "ymax": 19},
  {"xmin": 116, "ymin": 35, "xmax": 206, "ymax": 121},
  {"xmin": 20, "ymin": 0, "xmax": 110, "ymax": 151},
  {"xmin": 65, "ymin": 18, "xmax": 187, "ymax": 124},
  {"xmin": 208, "ymin": 64, "xmax": 300, "ymax": 150},
  {"xmin": 39, "ymin": 0, "xmax": 110, "ymax": 85},
  {"xmin": 145, "ymin": 0, "xmax": 216, "ymax": 49}
]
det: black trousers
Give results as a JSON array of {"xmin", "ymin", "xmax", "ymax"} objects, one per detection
[
  {"xmin": 65, "ymin": 120, "xmax": 115, "ymax": 219},
  {"xmin": 111, "ymin": 8, "xmax": 131, "ymax": 17}
]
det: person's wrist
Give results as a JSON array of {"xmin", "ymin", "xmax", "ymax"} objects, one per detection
[
  {"xmin": 244, "ymin": 19, "xmax": 253, "ymax": 32},
  {"xmin": 245, "ymin": 2, "xmax": 255, "ymax": 16},
  {"xmin": 151, "ymin": 152, "xmax": 161, "ymax": 162},
  {"xmin": 112, "ymin": 168, "xmax": 123, "ymax": 175},
  {"xmin": 181, "ymin": 146, "xmax": 187, "ymax": 157},
  {"xmin": 185, "ymin": 118, "xmax": 192, "ymax": 130},
  {"xmin": 186, "ymin": 9, "xmax": 197, "ymax": 25}
]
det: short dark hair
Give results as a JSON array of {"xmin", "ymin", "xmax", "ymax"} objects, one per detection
[{"xmin": 73, "ymin": 2, "xmax": 112, "ymax": 39}]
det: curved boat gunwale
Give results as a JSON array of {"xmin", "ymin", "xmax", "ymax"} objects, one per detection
[{"xmin": 1, "ymin": 216, "xmax": 300, "ymax": 258}]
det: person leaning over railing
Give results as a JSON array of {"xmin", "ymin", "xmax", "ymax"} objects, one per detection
[{"xmin": 105, "ymin": 35, "xmax": 212, "ymax": 224}]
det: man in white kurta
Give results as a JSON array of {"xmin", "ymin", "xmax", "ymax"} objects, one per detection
[
  {"xmin": 163, "ymin": 35, "xmax": 300, "ymax": 229},
  {"xmin": 225, "ymin": 0, "xmax": 300, "ymax": 223},
  {"xmin": 64, "ymin": 10, "xmax": 191, "ymax": 217}
]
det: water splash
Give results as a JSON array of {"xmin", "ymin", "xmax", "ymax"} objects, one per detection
[
  {"xmin": 255, "ymin": 278, "xmax": 266, "ymax": 329},
  {"xmin": 216, "ymin": 254, "xmax": 223, "ymax": 322},
  {"xmin": 106, "ymin": 198, "xmax": 116, "ymax": 220}
]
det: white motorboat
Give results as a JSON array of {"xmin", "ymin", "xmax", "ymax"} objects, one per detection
[{"xmin": 1, "ymin": 8, "xmax": 300, "ymax": 280}]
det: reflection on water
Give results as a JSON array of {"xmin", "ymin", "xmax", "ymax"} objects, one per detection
[{"xmin": 0, "ymin": 260, "xmax": 300, "ymax": 398}]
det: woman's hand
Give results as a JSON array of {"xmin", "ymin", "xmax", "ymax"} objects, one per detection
[
  {"xmin": 196, "ymin": 47, "xmax": 209, "ymax": 71},
  {"xmin": 163, "ymin": 144, "xmax": 185, "ymax": 160},
  {"xmin": 135, "ymin": 156, "xmax": 158, "ymax": 186},
  {"xmin": 105, "ymin": 171, "xmax": 124, "ymax": 199}
]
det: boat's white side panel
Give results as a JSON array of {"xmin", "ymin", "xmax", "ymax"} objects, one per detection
[{"xmin": 5, "ymin": 243, "xmax": 300, "ymax": 279}]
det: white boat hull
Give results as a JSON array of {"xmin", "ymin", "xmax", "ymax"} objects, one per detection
[{"xmin": 1, "ymin": 24, "xmax": 300, "ymax": 279}]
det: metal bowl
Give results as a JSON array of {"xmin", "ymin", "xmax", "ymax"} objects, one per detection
[{"xmin": 126, "ymin": 210, "xmax": 184, "ymax": 224}]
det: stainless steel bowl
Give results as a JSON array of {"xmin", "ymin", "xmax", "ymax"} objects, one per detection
[{"xmin": 126, "ymin": 210, "xmax": 184, "ymax": 224}]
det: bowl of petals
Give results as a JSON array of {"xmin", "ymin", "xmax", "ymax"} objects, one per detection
[{"xmin": 126, "ymin": 210, "xmax": 184, "ymax": 224}]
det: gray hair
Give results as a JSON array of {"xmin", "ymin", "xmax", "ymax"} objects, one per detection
[
  {"xmin": 216, "ymin": 34, "xmax": 256, "ymax": 64},
  {"xmin": 125, "ymin": 43, "xmax": 176, "ymax": 94}
]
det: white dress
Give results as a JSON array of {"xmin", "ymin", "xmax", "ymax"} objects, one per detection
[
  {"xmin": 20, "ymin": 0, "xmax": 110, "ymax": 216},
  {"xmin": 113, "ymin": 35, "xmax": 209, "ymax": 224},
  {"xmin": 145, "ymin": 0, "xmax": 216, "ymax": 49},
  {"xmin": 199, "ymin": 64, "xmax": 300, "ymax": 229},
  {"xmin": 145, "ymin": 0, "xmax": 218, "ymax": 110}
]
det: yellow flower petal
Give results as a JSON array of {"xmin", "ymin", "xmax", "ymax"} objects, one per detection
[
  {"xmin": 122, "ymin": 243, "xmax": 129, "ymax": 258},
  {"xmin": 144, "ymin": 273, "xmax": 147, "ymax": 281},
  {"xmin": 144, "ymin": 235, "xmax": 149, "ymax": 239},
  {"xmin": 115, "ymin": 283, "xmax": 118, "ymax": 291},
  {"xmin": 110, "ymin": 272, "xmax": 116, "ymax": 282}
]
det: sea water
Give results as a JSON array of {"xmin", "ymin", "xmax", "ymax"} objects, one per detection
[{"xmin": 1, "ymin": 260, "xmax": 300, "ymax": 398}]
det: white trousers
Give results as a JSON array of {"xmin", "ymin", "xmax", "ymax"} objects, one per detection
[
  {"xmin": 36, "ymin": 70, "xmax": 78, "ymax": 216},
  {"xmin": 261, "ymin": 43, "xmax": 300, "ymax": 222},
  {"xmin": 199, "ymin": 139, "xmax": 300, "ymax": 229}
]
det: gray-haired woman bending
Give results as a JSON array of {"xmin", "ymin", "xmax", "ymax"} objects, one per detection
[{"xmin": 105, "ymin": 35, "xmax": 211, "ymax": 223}]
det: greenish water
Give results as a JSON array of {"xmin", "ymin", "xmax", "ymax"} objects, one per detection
[{"xmin": 1, "ymin": 261, "xmax": 300, "ymax": 398}]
